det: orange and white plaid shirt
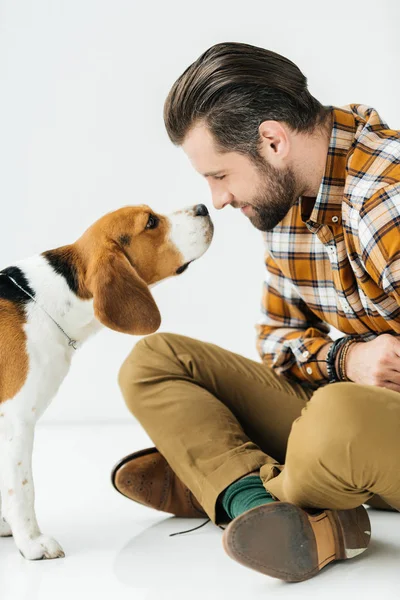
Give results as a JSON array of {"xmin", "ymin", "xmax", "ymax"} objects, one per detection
[{"xmin": 256, "ymin": 104, "xmax": 400, "ymax": 388}]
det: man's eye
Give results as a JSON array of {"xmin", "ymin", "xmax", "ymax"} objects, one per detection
[
  {"xmin": 146, "ymin": 214, "xmax": 159, "ymax": 230},
  {"xmin": 214, "ymin": 175, "xmax": 226, "ymax": 181}
]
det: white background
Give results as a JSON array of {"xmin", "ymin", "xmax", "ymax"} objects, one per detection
[
  {"xmin": 0, "ymin": 0, "xmax": 399, "ymax": 422},
  {"xmin": 0, "ymin": 4, "xmax": 399, "ymax": 599}
]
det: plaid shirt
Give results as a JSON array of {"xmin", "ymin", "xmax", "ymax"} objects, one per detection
[{"xmin": 256, "ymin": 104, "xmax": 400, "ymax": 388}]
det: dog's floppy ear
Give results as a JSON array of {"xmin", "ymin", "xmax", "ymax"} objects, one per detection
[{"xmin": 88, "ymin": 245, "xmax": 161, "ymax": 335}]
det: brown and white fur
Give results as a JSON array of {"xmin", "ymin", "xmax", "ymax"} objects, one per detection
[{"xmin": 0, "ymin": 203, "xmax": 213, "ymax": 560}]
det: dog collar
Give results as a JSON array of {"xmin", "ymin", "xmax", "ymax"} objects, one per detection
[{"xmin": 0, "ymin": 273, "xmax": 78, "ymax": 350}]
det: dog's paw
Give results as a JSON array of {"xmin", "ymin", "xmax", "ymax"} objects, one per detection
[
  {"xmin": 19, "ymin": 535, "xmax": 65, "ymax": 560},
  {"xmin": 0, "ymin": 518, "xmax": 12, "ymax": 537}
]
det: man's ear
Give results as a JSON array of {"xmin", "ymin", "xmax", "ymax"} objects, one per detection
[
  {"xmin": 88, "ymin": 246, "xmax": 161, "ymax": 335},
  {"xmin": 258, "ymin": 120, "xmax": 290, "ymax": 164}
]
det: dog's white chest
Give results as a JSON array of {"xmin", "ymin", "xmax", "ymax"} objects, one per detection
[{"xmin": 22, "ymin": 331, "xmax": 73, "ymax": 419}]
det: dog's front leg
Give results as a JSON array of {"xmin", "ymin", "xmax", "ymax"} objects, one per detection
[
  {"xmin": 0, "ymin": 419, "xmax": 64, "ymax": 559},
  {"xmin": 0, "ymin": 493, "xmax": 12, "ymax": 537}
]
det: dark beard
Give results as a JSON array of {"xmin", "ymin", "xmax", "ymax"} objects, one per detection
[{"xmin": 248, "ymin": 160, "xmax": 298, "ymax": 232}]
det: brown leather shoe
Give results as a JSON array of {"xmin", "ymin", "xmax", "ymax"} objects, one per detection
[
  {"xmin": 222, "ymin": 502, "xmax": 371, "ymax": 582},
  {"xmin": 111, "ymin": 447, "xmax": 207, "ymax": 518}
]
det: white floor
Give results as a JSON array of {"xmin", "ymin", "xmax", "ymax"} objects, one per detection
[{"xmin": 1, "ymin": 423, "xmax": 399, "ymax": 600}]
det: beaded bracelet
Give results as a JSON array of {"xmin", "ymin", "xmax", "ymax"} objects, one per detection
[{"xmin": 337, "ymin": 338, "xmax": 359, "ymax": 381}]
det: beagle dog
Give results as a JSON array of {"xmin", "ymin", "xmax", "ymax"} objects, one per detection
[{"xmin": 0, "ymin": 203, "xmax": 213, "ymax": 560}]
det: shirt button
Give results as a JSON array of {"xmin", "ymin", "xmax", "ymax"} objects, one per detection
[
  {"xmin": 302, "ymin": 350, "xmax": 310, "ymax": 358},
  {"xmin": 332, "ymin": 216, "xmax": 339, "ymax": 223},
  {"xmin": 306, "ymin": 367, "xmax": 313, "ymax": 375}
]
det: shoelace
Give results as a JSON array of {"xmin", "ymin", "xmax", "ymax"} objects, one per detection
[{"xmin": 169, "ymin": 518, "xmax": 225, "ymax": 537}]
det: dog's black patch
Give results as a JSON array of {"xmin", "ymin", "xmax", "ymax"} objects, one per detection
[
  {"xmin": 42, "ymin": 249, "xmax": 79, "ymax": 295},
  {"xmin": 0, "ymin": 266, "xmax": 36, "ymax": 304},
  {"xmin": 119, "ymin": 234, "xmax": 131, "ymax": 247}
]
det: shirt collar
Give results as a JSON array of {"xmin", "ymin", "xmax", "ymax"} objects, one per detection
[{"xmin": 301, "ymin": 104, "xmax": 385, "ymax": 227}]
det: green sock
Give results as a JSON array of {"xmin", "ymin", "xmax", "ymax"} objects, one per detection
[{"xmin": 221, "ymin": 475, "xmax": 276, "ymax": 520}]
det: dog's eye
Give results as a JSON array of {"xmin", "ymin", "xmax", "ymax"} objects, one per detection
[{"xmin": 146, "ymin": 214, "xmax": 159, "ymax": 230}]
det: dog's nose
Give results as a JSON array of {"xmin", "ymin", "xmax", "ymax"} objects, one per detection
[{"xmin": 195, "ymin": 204, "xmax": 209, "ymax": 217}]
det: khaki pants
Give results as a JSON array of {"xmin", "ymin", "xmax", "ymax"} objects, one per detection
[{"xmin": 118, "ymin": 333, "xmax": 400, "ymax": 523}]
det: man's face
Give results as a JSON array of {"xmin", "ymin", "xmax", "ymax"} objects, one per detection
[{"xmin": 182, "ymin": 122, "xmax": 299, "ymax": 232}]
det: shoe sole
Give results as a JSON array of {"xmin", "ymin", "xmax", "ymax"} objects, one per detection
[{"xmin": 222, "ymin": 502, "xmax": 371, "ymax": 582}]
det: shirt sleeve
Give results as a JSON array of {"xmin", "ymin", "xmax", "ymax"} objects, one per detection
[
  {"xmin": 256, "ymin": 251, "xmax": 333, "ymax": 386},
  {"xmin": 357, "ymin": 184, "xmax": 400, "ymax": 301}
]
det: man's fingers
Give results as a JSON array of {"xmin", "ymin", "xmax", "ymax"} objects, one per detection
[
  {"xmin": 380, "ymin": 381, "xmax": 400, "ymax": 394},
  {"xmin": 383, "ymin": 370, "xmax": 400, "ymax": 386},
  {"xmin": 374, "ymin": 357, "xmax": 400, "ymax": 375}
]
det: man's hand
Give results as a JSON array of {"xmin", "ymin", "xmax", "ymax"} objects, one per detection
[{"xmin": 346, "ymin": 334, "xmax": 400, "ymax": 392}]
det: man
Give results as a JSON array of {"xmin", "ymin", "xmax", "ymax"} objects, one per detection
[{"xmin": 111, "ymin": 42, "xmax": 400, "ymax": 583}]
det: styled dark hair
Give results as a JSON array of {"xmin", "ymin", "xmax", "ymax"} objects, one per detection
[{"xmin": 164, "ymin": 42, "xmax": 330, "ymax": 157}]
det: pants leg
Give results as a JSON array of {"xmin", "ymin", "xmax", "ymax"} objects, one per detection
[
  {"xmin": 118, "ymin": 332, "xmax": 314, "ymax": 523},
  {"xmin": 266, "ymin": 382, "xmax": 400, "ymax": 512}
]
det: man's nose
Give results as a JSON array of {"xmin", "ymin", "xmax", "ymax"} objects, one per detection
[{"xmin": 212, "ymin": 190, "xmax": 234, "ymax": 210}]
